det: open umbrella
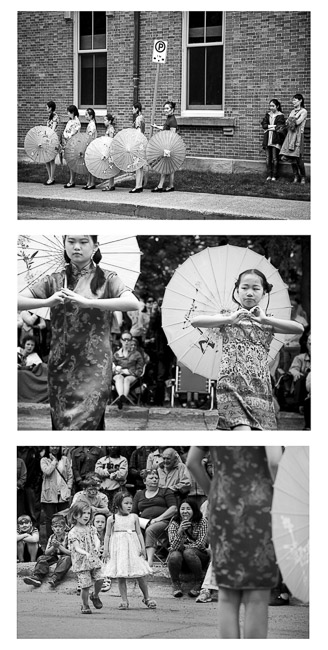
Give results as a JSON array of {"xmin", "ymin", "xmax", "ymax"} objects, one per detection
[
  {"xmin": 111, "ymin": 128, "xmax": 148, "ymax": 172},
  {"xmin": 161, "ymin": 244, "xmax": 291, "ymax": 379},
  {"xmin": 272, "ymin": 447, "xmax": 309, "ymax": 603},
  {"xmin": 85, "ymin": 136, "xmax": 120, "ymax": 179},
  {"xmin": 24, "ymin": 126, "xmax": 60, "ymax": 164},
  {"xmin": 18, "ymin": 235, "xmax": 142, "ymax": 319},
  {"xmin": 63, "ymin": 132, "xmax": 90, "ymax": 174},
  {"xmin": 146, "ymin": 131, "xmax": 186, "ymax": 174}
]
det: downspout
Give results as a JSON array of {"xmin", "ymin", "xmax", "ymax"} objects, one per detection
[{"xmin": 133, "ymin": 12, "xmax": 140, "ymax": 104}]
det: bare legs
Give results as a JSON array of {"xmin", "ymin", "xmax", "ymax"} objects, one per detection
[
  {"xmin": 113, "ymin": 374, "xmax": 136, "ymax": 399},
  {"xmin": 218, "ymin": 588, "xmax": 270, "ymax": 639},
  {"xmin": 157, "ymin": 171, "xmax": 175, "ymax": 190},
  {"xmin": 17, "ymin": 540, "xmax": 39, "ymax": 562},
  {"xmin": 45, "ymin": 159, "xmax": 56, "ymax": 183},
  {"xmin": 118, "ymin": 576, "xmax": 150, "ymax": 607}
]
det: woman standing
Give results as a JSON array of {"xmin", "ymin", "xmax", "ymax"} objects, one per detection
[
  {"xmin": 186, "ymin": 446, "xmax": 282, "ymax": 639},
  {"xmin": 129, "ymin": 102, "xmax": 146, "ymax": 194},
  {"xmin": 261, "ymin": 99, "xmax": 286, "ymax": 181},
  {"xmin": 40, "ymin": 446, "xmax": 73, "ymax": 540},
  {"xmin": 102, "ymin": 113, "xmax": 116, "ymax": 192},
  {"xmin": 84, "ymin": 108, "xmax": 97, "ymax": 190},
  {"xmin": 18, "ymin": 235, "xmax": 140, "ymax": 430},
  {"xmin": 44, "ymin": 100, "xmax": 59, "ymax": 185},
  {"xmin": 280, "ymin": 94, "xmax": 308, "ymax": 184},
  {"xmin": 151, "ymin": 100, "xmax": 178, "ymax": 192},
  {"xmin": 62, "ymin": 105, "xmax": 81, "ymax": 188}
]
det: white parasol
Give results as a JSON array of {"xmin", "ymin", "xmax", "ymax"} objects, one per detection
[
  {"xmin": 24, "ymin": 126, "xmax": 60, "ymax": 164},
  {"xmin": 111, "ymin": 128, "xmax": 148, "ymax": 172},
  {"xmin": 85, "ymin": 136, "xmax": 120, "ymax": 179},
  {"xmin": 146, "ymin": 130, "xmax": 186, "ymax": 174},
  {"xmin": 161, "ymin": 244, "xmax": 291, "ymax": 379}
]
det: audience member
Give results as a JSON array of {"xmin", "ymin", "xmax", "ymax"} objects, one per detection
[
  {"xmin": 17, "ymin": 447, "xmax": 43, "ymax": 526},
  {"xmin": 71, "ymin": 447, "xmax": 104, "ymax": 493},
  {"xmin": 157, "ymin": 448, "xmax": 191, "ymax": 503},
  {"xmin": 17, "ymin": 514, "xmax": 41, "ymax": 562},
  {"xmin": 71, "ymin": 474, "xmax": 110, "ymax": 518},
  {"xmin": 18, "ymin": 335, "xmax": 42, "ymax": 368},
  {"xmin": 129, "ymin": 446, "xmax": 154, "ymax": 491},
  {"xmin": 112, "ymin": 331, "xmax": 144, "ymax": 409},
  {"xmin": 95, "ymin": 446, "xmax": 128, "ymax": 511},
  {"xmin": 23, "ymin": 514, "xmax": 71, "ymax": 588},
  {"xmin": 17, "ymin": 456, "xmax": 27, "ymax": 517},
  {"xmin": 40, "ymin": 447, "xmax": 73, "ymax": 540}
]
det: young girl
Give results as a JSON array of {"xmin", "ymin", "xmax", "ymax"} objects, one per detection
[
  {"xmin": 103, "ymin": 491, "xmax": 156, "ymax": 610},
  {"xmin": 93, "ymin": 512, "xmax": 111, "ymax": 592},
  {"xmin": 186, "ymin": 446, "xmax": 282, "ymax": 638},
  {"xmin": 102, "ymin": 112, "xmax": 116, "ymax": 192},
  {"xmin": 17, "ymin": 515, "xmax": 41, "ymax": 562},
  {"xmin": 62, "ymin": 105, "xmax": 81, "ymax": 188},
  {"xmin": 44, "ymin": 100, "xmax": 59, "ymax": 185},
  {"xmin": 129, "ymin": 102, "xmax": 146, "ymax": 193},
  {"xmin": 84, "ymin": 108, "xmax": 97, "ymax": 190},
  {"xmin": 191, "ymin": 269, "xmax": 304, "ymax": 430},
  {"xmin": 68, "ymin": 503, "xmax": 104, "ymax": 614},
  {"xmin": 261, "ymin": 99, "xmax": 286, "ymax": 181},
  {"xmin": 280, "ymin": 93, "xmax": 308, "ymax": 184},
  {"xmin": 151, "ymin": 100, "xmax": 178, "ymax": 192}
]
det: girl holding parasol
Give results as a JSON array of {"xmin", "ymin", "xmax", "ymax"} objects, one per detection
[
  {"xmin": 62, "ymin": 105, "xmax": 81, "ymax": 188},
  {"xmin": 102, "ymin": 113, "xmax": 116, "ymax": 192},
  {"xmin": 151, "ymin": 100, "xmax": 178, "ymax": 192},
  {"xmin": 83, "ymin": 108, "xmax": 97, "ymax": 190},
  {"xmin": 44, "ymin": 100, "xmax": 59, "ymax": 185},
  {"xmin": 191, "ymin": 269, "xmax": 304, "ymax": 430},
  {"xmin": 17, "ymin": 235, "xmax": 140, "ymax": 430}
]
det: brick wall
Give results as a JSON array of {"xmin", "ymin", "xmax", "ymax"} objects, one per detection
[{"xmin": 18, "ymin": 11, "xmax": 310, "ymax": 163}]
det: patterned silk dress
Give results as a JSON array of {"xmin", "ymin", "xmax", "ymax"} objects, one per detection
[
  {"xmin": 216, "ymin": 314, "xmax": 277, "ymax": 430},
  {"xmin": 30, "ymin": 262, "xmax": 127, "ymax": 430},
  {"xmin": 205, "ymin": 446, "xmax": 279, "ymax": 590}
]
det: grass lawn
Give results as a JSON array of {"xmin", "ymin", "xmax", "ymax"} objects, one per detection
[{"xmin": 18, "ymin": 161, "xmax": 310, "ymax": 201}]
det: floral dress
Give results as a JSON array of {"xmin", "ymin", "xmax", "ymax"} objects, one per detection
[
  {"xmin": 46, "ymin": 112, "xmax": 59, "ymax": 132},
  {"xmin": 86, "ymin": 120, "xmax": 97, "ymax": 142},
  {"xmin": 68, "ymin": 525, "xmax": 102, "ymax": 573},
  {"xmin": 29, "ymin": 262, "xmax": 128, "ymax": 430},
  {"xmin": 107, "ymin": 513, "xmax": 151, "ymax": 578},
  {"xmin": 62, "ymin": 117, "xmax": 81, "ymax": 145},
  {"xmin": 216, "ymin": 314, "xmax": 277, "ymax": 430},
  {"xmin": 204, "ymin": 446, "xmax": 279, "ymax": 590}
]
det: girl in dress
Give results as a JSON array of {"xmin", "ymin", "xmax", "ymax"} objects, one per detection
[
  {"xmin": 191, "ymin": 269, "xmax": 304, "ymax": 430},
  {"xmin": 102, "ymin": 113, "xmax": 116, "ymax": 192},
  {"xmin": 84, "ymin": 108, "xmax": 97, "ymax": 190},
  {"xmin": 17, "ymin": 235, "xmax": 140, "ymax": 430},
  {"xmin": 129, "ymin": 101, "xmax": 146, "ymax": 194},
  {"xmin": 186, "ymin": 446, "xmax": 282, "ymax": 639},
  {"xmin": 93, "ymin": 512, "xmax": 111, "ymax": 592},
  {"xmin": 68, "ymin": 503, "xmax": 104, "ymax": 614},
  {"xmin": 62, "ymin": 105, "xmax": 81, "ymax": 188},
  {"xmin": 280, "ymin": 94, "xmax": 308, "ymax": 184},
  {"xmin": 261, "ymin": 99, "xmax": 286, "ymax": 181},
  {"xmin": 151, "ymin": 100, "xmax": 178, "ymax": 193},
  {"xmin": 103, "ymin": 491, "xmax": 156, "ymax": 610},
  {"xmin": 44, "ymin": 100, "xmax": 59, "ymax": 185}
]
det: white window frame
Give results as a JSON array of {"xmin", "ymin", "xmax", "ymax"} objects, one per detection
[
  {"xmin": 73, "ymin": 11, "xmax": 107, "ymax": 116},
  {"xmin": 181, "ymin": 11, "xmax": 225, "ymax": 118}
]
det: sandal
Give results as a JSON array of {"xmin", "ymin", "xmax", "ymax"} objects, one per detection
[
  {"xmin": 81, "ymin": 605, "xmax": 92, "ymax": 614},
  {"xmin": 142, "ymin": 598, "xmax": 157, "ymax": 609},
  {"xmin": 151, "ymin": 187, "xmax": 163, "ymax": 193},
  {"xmin": 118, "ymin": 602, "xmax": 129, "ymax": 610}
]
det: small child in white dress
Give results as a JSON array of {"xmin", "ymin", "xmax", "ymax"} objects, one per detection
[{"xmin": 103, "ymin": 491, "xmax": 156, "ymax": 609}]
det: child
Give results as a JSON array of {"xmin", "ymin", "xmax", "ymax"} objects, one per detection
[
  {"xmin": 151, "ymin": 100, "xmax": 178, "ymax": 192},
  {"xmin": 17, "ymin": 515, "xmax": 41, "ymax": 562},
  {"xmin": 93, "ymin": 512, "xmax": 111, "ymax": 592},
  {"xmin": 23, "ymin": 514, "xmax": 71, "ymax": 588},
  {"xmin": 102, "ymin": 113, "xmax": 116, "ymax": 192},
  {"xmin": 191, "ymin": 269, "xmax": 304, "ymax": 430},
  {"xmin": 17, "ymin": 335, "xmax": 42, "ymax": 369},
  {"xmin": 103, "ymin": 491, "xmax": 156, "ymax": 609},
  {"xmin": 68, "ymin": 503, "xmax": 104, "ymax": 614},
  {"xmin": 84, "ymin": 108, "xmax": 97, "ymax": 190}
]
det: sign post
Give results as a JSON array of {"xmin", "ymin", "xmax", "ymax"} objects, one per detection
[{"xmin": 150, "ymin": 39, "xmax": 167, "ymax": 137}]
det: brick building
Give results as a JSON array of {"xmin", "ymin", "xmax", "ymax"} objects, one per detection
[{"xmin": 18, "ymin": 10, "xmax": 310, "ymax": 172}]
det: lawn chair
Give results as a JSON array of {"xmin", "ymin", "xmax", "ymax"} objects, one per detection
[
  {"xmin": 170, "ymin": 362, "xmax": 215, "ymax": 410},
  {"xmin": 110, "ymin": 362, "xmax": 148, "ymax": 406}
]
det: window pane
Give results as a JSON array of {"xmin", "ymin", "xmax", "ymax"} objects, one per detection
[
  {"xmin": 95, "ymin": 53, "xmax": 107, "ymax": 106},
  {"xmin": 80, "ymin": 54, "xmax": 93, "ymax": 105},
  {"xmin": 206, "ymin": 12, "xmax": 222, "ymax": 43},
  {"xmin": 188, "ymin": 48, "xmax": 205, "ymax": 106},
  {"xmin": 93, "ymin": 12, "xmax": 106, "ymax": 49},
  {"xmin": 80, "ymin": 12, "xmax": 92, "ymax": 50},
  {"xmin": 188, "ymin": 12, "xmax": 204, "ymax": 44},
  {"xmin": 206, "ymin": 46, "xmax": 223, "ymax": 106}
]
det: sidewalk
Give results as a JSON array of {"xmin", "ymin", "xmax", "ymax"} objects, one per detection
[{"xmin": 18, "ymin": 182, "xmax": 310, "ymax": 220}]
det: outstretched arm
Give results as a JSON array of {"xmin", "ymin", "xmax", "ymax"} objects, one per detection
[
  {"xmin": 18, "ymin": 288, "xmax": 65, "ymax": 311},
  {"xmin": 61, "ymin": 289, "xmax": 140, "ymax": 312},
  {"xmin": 186, "ymin": 447, "xmax": 212, "ymax": 495},
  {"xmin": 249, "ymin": 307, "xmax": 304, "ymax": 334}
]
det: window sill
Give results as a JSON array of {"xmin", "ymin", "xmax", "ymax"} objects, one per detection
[{"xmin": 177, "ymin": 116, "xmax": 236, "ymax": 128}]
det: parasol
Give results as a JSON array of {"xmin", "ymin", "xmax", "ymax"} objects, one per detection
[
  {"xmin": 111, "ymin": 128, "xmax": 148, "ymax": 172},
  {"xmin": 161, "ymin": 244, "xmax": 291, "ymax": 379},
  {"xmin": 24, "ymin": 126, "xmax": 60, "ymax": 164},
  {"xmin": 146, "ymin": 131, "xmax": 186, "ymax": 174},
  {"xmin": 18, "ymin": 235, "xmax": 142, "ymax": 320},
  {"xmin": 63, "ymin": 132, "xmax": 90, "ymax": 174},
  {"xmin": 272, "ymin": 447, "xmax": 309, "ymax": 603},
  {"xmin": 85, "ymin": 136, "xmax": 120, "ymax": 179}
]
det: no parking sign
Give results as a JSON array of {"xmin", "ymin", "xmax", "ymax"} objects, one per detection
[{"xmin": 152, "ymin": 39, "xmax": 168, "ymax": 63}]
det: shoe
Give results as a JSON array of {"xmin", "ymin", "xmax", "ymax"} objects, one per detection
[
  {"xmin": 90, "ymin": 592, "xmax": 103, "ymax": 609},
  {"xmin": 300, "ymin": 177, "xmax": 306, "ymax": 185},
  {"xmin": 48, "ymin": 578, "xmax": 57, "ymax": 588},
  {"xmin": 165, "ymin": 187, "xmax": 175, "ymax": 192},
  {"xmin": 266, "ymin": 176, "xmax": 272, "ymax": 181},
  {"xmin": 188, "ymin": 588, "xmax": 201, "ymax": 598},
  {"xmin": 151, "ymin": 187, "xmax": 163, "ymax": 193},
  {"xmin": 85, "ymin": 185, "xmax": 96, "ymax": 190},
  {"xmin": 44, "ymin": 180, "xmax": 56, "ymax": 185},
  {"xmin": 269, "ymin": 594, "xmax": 290, "ymax": 606},
  {"xmin": 271, "ymin": 177, "xmax": 276, "ymax": 182},
  {"xmin": 196, "ymin": 588, "xmax": 212, "ymax": 603},
  {"xmin": 24, "ymin": 576, "xmax": 42, "ymax": 587},
  {"xmin": 293, "ymin": 176, "xmax": 299, "ymax": 184},
  {"xmin": 142, "ymin": 598, "xmax": 157, "ymax": 609},
  {"xmin": 82, "ymin": 185, "xmax": 88, "ymax": 189},
  {"xmin": 172, "ymin": 582, "xmax": 183, "ymax": 597},
  {"xmin": 64, "ymin": 183, "xmax": 75, "ymax": 188},
  {"xmin": 129, "ymin": 187, "xmax": 143, "ymax": 193},
  {"xmin": 81, "ymin": 605, "xmax": 92, "ymax": 614},
  {"xmin": 102, "ymin": 185, "xmax": 115, "ymax": 191},
  {"xmin": 101, "ymin": 577, "xmax": 111, "ymax": 592},
  {"xmin": 117, "ymin": 396, "xmax": 123, "ymax": 410}
]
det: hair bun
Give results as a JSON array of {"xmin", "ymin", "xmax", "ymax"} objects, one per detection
[{"xmin": 267, "ymin": 283, "xmax": 273, "ymax": 293}]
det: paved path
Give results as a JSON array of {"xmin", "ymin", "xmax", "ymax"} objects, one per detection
[{"xmin": 18, "ymin": 182, "xmax": 310, "ymax": 220}]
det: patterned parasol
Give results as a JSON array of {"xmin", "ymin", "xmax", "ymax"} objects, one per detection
[
  {"xmin": 161, "ymin": 244, "xmax": 291, "ymax": 379},
  {"xmin": 85, "ymin": 136, "xmax": 120, "ymax": 179},
  {"xmin": 111, "ymin": 128, "xmax": 148, "ymax": 172},
  {"xmin": 63, "ymin": 132, "xmax": 90, "ymax": 174},
  {"xmin": 146, "ymin": 130, "xmax": 186, "ymax": 174},
  {"xmin": 24, "ymin": 126, "xmax": 60, "ymax": 164}
]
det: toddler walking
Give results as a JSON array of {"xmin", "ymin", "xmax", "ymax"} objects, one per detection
[
  {"xmin": 103, "ymin": 491, "xmax": 156, "ymax": 609},
  {"xmin": 68, "ymin": 503, "xmax": 103, "ymax": 614}
]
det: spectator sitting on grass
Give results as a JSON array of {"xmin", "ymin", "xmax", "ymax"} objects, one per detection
[
  {"xmin": 17, "ymin": 514, "xmax": 41, "ymax": 563},
  {"xmin": 23, "ymin": 514, "xmax": 71, "ymax": 588}
]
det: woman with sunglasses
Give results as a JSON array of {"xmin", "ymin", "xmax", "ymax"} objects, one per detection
[{"xmin": 112, "ymin": 331, "xmax": 144, "ymax": 409}]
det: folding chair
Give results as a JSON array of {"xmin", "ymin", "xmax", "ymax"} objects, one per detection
[
  {"xmin": 110, "ymin": 363, "xmax": 148, "ymax": 406},
  {"xmin": 170, "ymin": 362, "xmax": 215, "ymax": 410}
]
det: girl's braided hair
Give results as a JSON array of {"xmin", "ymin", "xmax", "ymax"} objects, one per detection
[{"xmin": 63, "ymin": 235, "xmax": 106, "ymax": 295}]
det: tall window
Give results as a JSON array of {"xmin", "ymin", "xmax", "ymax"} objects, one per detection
[
  {"xmin": 187, "ymin": 11, "xmax": 224, "ymax": 110},
  {"xmin": 78, "ymin": 11, "xmax": 107, "ymax": 108}
]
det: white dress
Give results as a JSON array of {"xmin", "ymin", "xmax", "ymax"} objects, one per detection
[{"xmin": 107, "ymin": 513, "xmax": 151, "ymax": 578}]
